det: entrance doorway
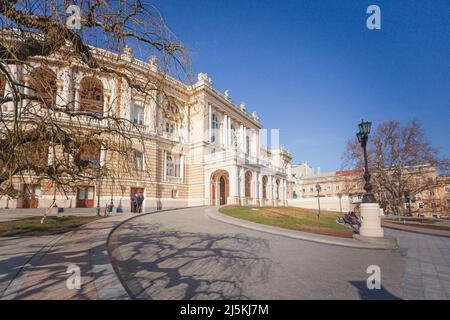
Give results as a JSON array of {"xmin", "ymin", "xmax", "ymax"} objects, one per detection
[
  {"xmin": 76, "ymin": 186, "xmax": 95, "ymax": 208},
  {"xmin": 22, "ymin": 184, "xmax": 41, "ymax": 208},
  {"xmin": 130, "ymin": 187, "xmax": 144, "ymax": 213},
  {"xmin": 210, "ymin": 170, "xmax": 229, "ymax": 205},
  {"xmin": 219, "ymin": 176, "xmax": 226, "ymax": 205}
]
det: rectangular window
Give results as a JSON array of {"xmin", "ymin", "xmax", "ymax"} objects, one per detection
[
  {"xmin": 134, "ymin": 151, "xmax": 144, "ymax": 171},
  {"xmin": 165, "ymin": 122, "xmax": 175, "ymax": 134},
  {"xmin": 87, "ymin": 187, "xmax": 94, "ymax": 200},
  {"xmin": 445, "ymin": 186, "xmax": 450, "ymax": 193},
  {"xmin": 132, "ymin": 104, "xmax": 144, "ymax": 125},
  {"xmin": 166, "ymin": 153, "xmax": 180, "ymax": 177}
]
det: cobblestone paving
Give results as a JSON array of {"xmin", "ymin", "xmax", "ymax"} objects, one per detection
[
  {"xmin": 109, "ymin": 207, "xmax": 407, "ymax": 300},
  {"xmin": 385, "ymin": 229, "xmax": 450, "ymax": 299}
]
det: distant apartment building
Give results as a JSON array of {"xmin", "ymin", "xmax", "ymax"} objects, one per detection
[
  {"xmin": 290, "ymin": 169, "xmax": 363, "ymax": 213},
  {"xmin": 290, "ymin": 164, "xmax": 450, "ymax": 216}
]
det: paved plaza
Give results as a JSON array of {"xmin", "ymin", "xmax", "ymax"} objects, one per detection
[
  {"xmin": 1, "ymin": 207, "xmax": 449, "ymax": 299},
  {"xmin": 109, "ymin": 207, "xmax": 409, "ymax": 299}
]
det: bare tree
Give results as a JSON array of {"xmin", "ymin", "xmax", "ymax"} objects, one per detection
[
  {"xmin": 342, "ymin": 119, "xmax": 449, "ymax": 215},
  {"xmin": 0, "ymin": 1, "xmax": 190, "ymax": 204}
]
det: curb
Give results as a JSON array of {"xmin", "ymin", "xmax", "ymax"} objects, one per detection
[{"xmin": 207, "ymin": 207, "xmax": 394, "ymax": 250}]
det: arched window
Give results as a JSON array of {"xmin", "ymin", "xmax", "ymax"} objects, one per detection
[
  {"xmin": 211, "ymin": 113, "xmax": 219, "ymax": 143},
  {"xmin": 29, "ymin": 67, "xmax": 57, "ymax": 108},
  {"xmin": 262, "ymin": 176, "xmax": 268, "ymax": 199},
  {"xmin": 80, "ymin": 77, "xmax": 104, "ymax": 116}
]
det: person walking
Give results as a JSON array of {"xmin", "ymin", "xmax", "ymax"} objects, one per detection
[
  {"xmin": 131, "ymin": 193, "xmax": 138, "ymax": 213},
  {"xmin": 136, "ymin": 192, "xmax": 144, "ymax": 213}
]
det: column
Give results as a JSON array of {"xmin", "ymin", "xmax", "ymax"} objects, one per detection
[
  {"xmin": 100, "ymin": 147, "xmax": 106, "ymax": 167},
  {"xmin": 47, "ymin": 146, "xmax": 55, "ymax": 166},
  {"xmin": 258, "ymin": 174, "xmax": 263, "ymax": 206},
  {"xmin": 223, "ymin": 114, "xmax": 228, "ymax": 148},
  {"xmin": 163, "ymin": 151, "xmax": 167, "ymax": 181},
  {"xmin": 229, "ymin": 166, "xmax": 239, "ymax": 205},
  {"xmin": 110, "ymin": 78, "xmax": 117, "ymax": 116},
  {"xmin": 22, "ymin": 77, "xmax": 31, "ymax": 111},
  {"xmin": 284, "ymin": 180, "xmax": 288, "ymax": 204},
  {"xmin": 62, "ymin": 66, "xmax": 72, "ymax": 107},
  {"xmin": 208, "ymin": 104, "xmax": 212, "ymax": 142},
  {"xmin": 228, "ymin": 118, "xmax": 232, "ymax": 149},
  {"xmin": 243, "ymin": 126, "xmax": 247, "ymax": 153},
  {"xmin": 239, "ymin": 167, "xmax": 245, "ymax": 205},
  {"xmin": 271, "ymin": 176, "xmax": 276, "ymax": 205},
  {"xmin": 4, "ymin": 64, "xmax": 19, "ymax": 112},
  {"xmin": 103, "ymin": 95, "xmax": 109, "ymax": 117},
  {"xmin": 214, "ymin": 179, "xmax": 219, "ymax": 206},
  {"xmin": 74, "ymin": 85, "xmax": 81, "ymax": 112},
  {"xmin": 180, "ymin": 155, "xmax": 184, "ymax": 182},
  {"xmin": 253, "ymin": 172, "xmax": 259, "ymax": 206}
]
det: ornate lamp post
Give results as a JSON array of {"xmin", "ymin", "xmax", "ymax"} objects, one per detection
[
  {"xmin": 356, "ymin": 119, "xmax": 376, "ymax": 204},
  {"xmin": 337, "ymin": 193, "xmax": 343, "ymax": 214},
  {"xmin": 316, "ymin": 183, "xmax": 322, "ymax": 219},
  {"xmin": 355, "ymin": 119, "xmax": 389, "ymax": 241},
  {"xmin": 96, "ymin": 175, "xmax": 102, "ymax": 217}
]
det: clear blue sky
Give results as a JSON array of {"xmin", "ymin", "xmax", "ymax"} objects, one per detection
[{"xmin": 154, "ymin": 0, "xmax": 450, "ymax": 172}]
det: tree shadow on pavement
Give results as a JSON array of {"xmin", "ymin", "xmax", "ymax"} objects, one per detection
[
  {"xmin": 109, "ymin": 223, "xmax": 273, "ymax": 300},
  {"xmin": 0, "ymin": 223, "xmax": 115, "ymax": 300}
]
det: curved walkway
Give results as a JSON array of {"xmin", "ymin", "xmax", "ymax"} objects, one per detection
[
  {"xmin": 1, "ymin": 214, "xmax": 132, "ymax": 300},
  {"xmin": 109, "ymin": 207, "xmax": 408, "ymax": 299}
]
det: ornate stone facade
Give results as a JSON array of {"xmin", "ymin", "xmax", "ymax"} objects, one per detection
[{"xmin": 0, "ymin": 48, "xmax": 292, "ymax": 212}]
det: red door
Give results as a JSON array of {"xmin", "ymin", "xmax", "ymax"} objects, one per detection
[
  {"xmin": 23, "ymin": 184, "xmax": 41, "ymax": 208},
  {"xmin": 211, "ymin": 183, "xmax": 216, "ymax": 205},
  {"xmin": 76, "ymin": 186, "xmax": 94, "ymax": 208}
]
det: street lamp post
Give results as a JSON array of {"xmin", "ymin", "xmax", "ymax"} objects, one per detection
[
  {"xmin": 337, "ymin": 193, "xmax": 343, "ymax": 214},
  {"xmin": 96, "ymin": 175, "xmax": 101, "ymax": 217},
  {"xmin": 356, "ymin": 119, "xmax": 386, "ymax": 240},
  {"xmin": 316, "ymin": 183, "xmax": 322, "ymax": 219},
  {"xmin": 356, "ymin": 120, "xmax": 376, "ymax": 203}
]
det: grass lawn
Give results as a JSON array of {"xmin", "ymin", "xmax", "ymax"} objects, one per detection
[
  {"xmin": 0, "ymin": 216, "xmax": 101, "ymax": 237},
  {"xmin": 219, "ymin": 206, "xmax": 354, "ymax": 238}
]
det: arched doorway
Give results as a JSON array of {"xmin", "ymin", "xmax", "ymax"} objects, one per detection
[
  {"xmin": 245, "ymin": 171, "xmax": 253, "ymax": 198},
  {"xmin": 275, "ymin": 179, "xmax": 280, "ymax": 200},
  {"xmin": 262, "ymin": 176, "xmax": 268, "ymax": 199},
  {"xmin": 210, "ymin": 170, "xmax": 229, "ymax": 205},
  {"xmin": 219, "ymin": 176, "xmax": 226, "ymax": 205}
]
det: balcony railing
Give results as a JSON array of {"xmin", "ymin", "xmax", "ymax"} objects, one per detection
[{"xmin": 204, "ymin": 149, "xmax": 287, "ymax": 174}]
